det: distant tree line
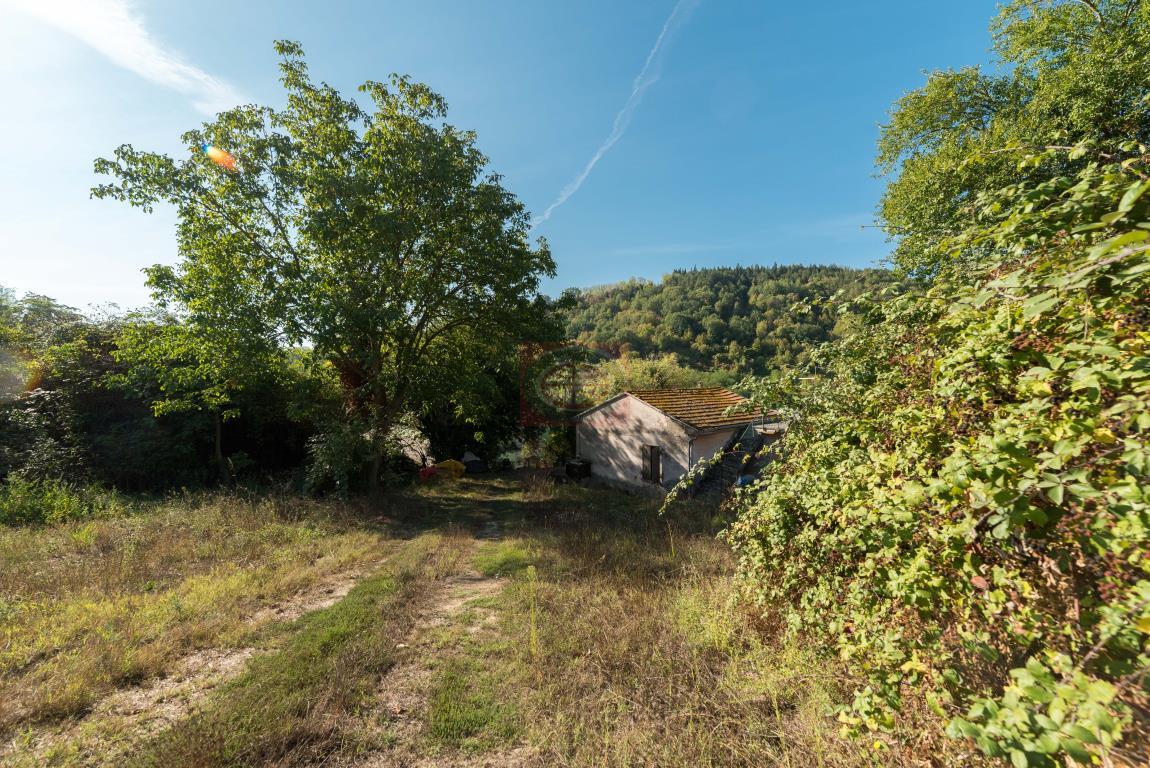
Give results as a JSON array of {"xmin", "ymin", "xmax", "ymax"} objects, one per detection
[{"xmin": 562, "ymin": 264, "xmax": 897, "ymax": 374}]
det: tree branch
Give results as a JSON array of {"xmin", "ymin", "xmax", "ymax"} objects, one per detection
[{"xmin": 1073, "ymin": 0, "xmax": 1104, "ymax": 25}]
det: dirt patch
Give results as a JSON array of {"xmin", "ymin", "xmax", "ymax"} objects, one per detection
[
  {"xmin": 348, "ymin": 571, "xmax": 536, "ymax": 768},
  {"xmin": 248, "ymin": 567, "xmax": 369, "ymax": 626},
  {"xmin": 0, "ymin": 566, "xmax": 377, "ymax": 767}
]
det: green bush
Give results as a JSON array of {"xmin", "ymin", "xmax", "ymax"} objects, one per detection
[
  {"xmin": 0, "ymin": 477, "xmax": 127, "ymax": 526},
  {"xmin": 729, "ymin": 147, "xmax": 1150, "ymax": 765}
]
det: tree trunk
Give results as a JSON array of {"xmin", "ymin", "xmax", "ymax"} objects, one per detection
[
  {"xmin": 213, "ymin": 411, "xmax": 230, "ymax": 485},
  {"xmin": 367, "ymin": 445, "xmax": 385, "ymax": 498},
  {"xmin": 365, "ymin": 406, "xmax": 400, "ymax": 499}
]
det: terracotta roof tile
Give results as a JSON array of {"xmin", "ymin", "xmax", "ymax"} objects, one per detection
[{"xmin": 627, "ymin": 387, "xmax": 762, "ymax": 431}]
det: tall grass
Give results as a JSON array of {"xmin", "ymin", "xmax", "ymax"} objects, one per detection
[
  {"xmin": 0, "ymin": 476, "xmax": 929, "ymax": 767},
  {"xmin": 0, "ymin": 478, "xmax": 130, "ymax": 526},
  {"xmin": 479, "ymin": 486, "xmax": 868, "ymax": 768},
  {"xmin": 0, "ymin": 492, "xmax": 390, "ymax": 741}
]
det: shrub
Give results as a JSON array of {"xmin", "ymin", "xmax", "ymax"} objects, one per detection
[
  {"xmin": 730, "ymin": 146, "xmax": 1150, "ymax": 765},
  {"xmin": 0, "ymin": 477, "xmax": 127, "ymax": 526}
]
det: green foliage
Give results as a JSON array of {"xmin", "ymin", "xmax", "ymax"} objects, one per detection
[
  {"xmin": 0, "ymin": 477, "xmax": 128, "ymax": 526},
  {"xmin": 0, "ymin": 291, "xmax": 321, "ymax": 492},
  {"xmin": 879, "ymin": 0, "xmax": 1150, "ymax": 275},
  {"xmin": 0, "ymin": 389, "xmax": 88, "ymax": 484},
  {"xmin": 111, "ymin": 313, "xmax": 270, "ymax": 421},
  {"xmin": 563, "ymin": 265, "xmax": 896, "ymax": 374},
  {"xmin": 947, "ymin": 653, "xmax": 1123, "ymax": 766},
  {"xmin": 729, "ymin": 148, "xmax": 1150, "ymax": 763},
  {"xmin": 421, "ymin": 301, "xmax": 567, "ymax": 463},
  {"xmin": 92, "ymin": 41, "xmax": 557, "ymax": 491},
  {"xmin": 303, "ymin": 418, "xmax": 373, "ymax": 497},
  {"xmin": 582, "ymin": 352, "xmax": 729, "ymax": 403}
]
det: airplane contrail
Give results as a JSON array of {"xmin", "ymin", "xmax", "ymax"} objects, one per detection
[{"xmin": 532, "ymin": 0, "xmax": 701, "ymax": 229}]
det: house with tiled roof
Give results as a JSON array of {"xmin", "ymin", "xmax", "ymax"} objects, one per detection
[{"xmin": 574, "ymin": 387, "xmax": 783, "ymax": 491}]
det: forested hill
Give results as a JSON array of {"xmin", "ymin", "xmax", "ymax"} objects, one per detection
[{"xmin": 563, "ymin": 265, "xmax": 895, "ymax": 373}]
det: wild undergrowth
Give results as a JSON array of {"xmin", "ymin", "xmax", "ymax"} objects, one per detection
[
  {"xmin": 730, "ymin": 148, "xmax": 1150, "ymax": 766},
  {"xmin": 0, "ymin": 478, "xmax": 132, "ymax": 526}
]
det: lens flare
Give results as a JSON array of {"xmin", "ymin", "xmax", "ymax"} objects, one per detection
[{"xmin": 201, "ymin": 143, "xmax": 237, "ymax": 171}]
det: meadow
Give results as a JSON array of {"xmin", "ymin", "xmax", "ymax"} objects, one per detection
[{"xmin": 0, "ymin": 475, "xmax": 947, "ymax": 767}]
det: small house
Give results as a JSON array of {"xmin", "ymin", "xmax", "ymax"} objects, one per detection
[{"xmin": 574, "ymin": 387, "xmax": 780, "ymax": 491}]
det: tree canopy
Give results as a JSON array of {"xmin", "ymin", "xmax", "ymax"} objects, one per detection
[
  {"xmin": 93, "ymin": 41, "xmax": 558, "ymax": 489},
  {"xmin": 563, "ymin": 264, "xmax": 896, "ymax": 374},
  {"xmin": 879, "ymin": 0, "xmax": 1150, "ymax": 276}
]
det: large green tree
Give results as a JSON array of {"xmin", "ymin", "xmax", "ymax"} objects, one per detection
[
  {"xmin": 93, "ymin": 41, "xmax": 556, "ymax": 492},
  {"xmin": 879, "ymin": 0, "xmax": 1150, "ymax": 276}
]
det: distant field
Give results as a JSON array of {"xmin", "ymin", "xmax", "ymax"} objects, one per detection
[{"xmin": 0, "ymin": 476, "xmax": 938, "ymax": 767}]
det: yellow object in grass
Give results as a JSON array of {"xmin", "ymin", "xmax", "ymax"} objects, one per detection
[{"xmin": 434, "ymin": 459, "xmax": 466, "ymax": 479}]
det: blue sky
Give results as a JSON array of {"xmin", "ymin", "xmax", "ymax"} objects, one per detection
[{"xmin": 0, "ymin": 0, "xmax": 998, "ymax": 310}]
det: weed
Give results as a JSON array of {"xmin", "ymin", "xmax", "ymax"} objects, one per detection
[
  {"xmin": 474, "ymin": 539, "xmax": 531, "ymax": 577},
  {"xmin": 526, "ymin": 565, "xmax": 539, "ymax": 663},
  {"xmin": 0, "ymin": 478, "xmax": 130, "ymax": 526},
  {"xmin": 427, "ymin": 657, "xmax": 519, "ymax": 749}
]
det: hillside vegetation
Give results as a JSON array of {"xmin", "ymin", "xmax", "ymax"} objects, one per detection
[
  {"xmin": 563, "ymin": 265, "xmax": 896, "ymax": 374},
  {"xmin": 727, "ymin": 2, "xmax": 1150, "ymax": 765}
]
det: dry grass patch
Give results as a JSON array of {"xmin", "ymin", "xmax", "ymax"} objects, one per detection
[
  {"xmin": 0, "ymin": 492, "xmax": 392, "ymax": 756},
  {"xmin": 476, "ymin": 485, "xmax": 875, "ymax": 768}
]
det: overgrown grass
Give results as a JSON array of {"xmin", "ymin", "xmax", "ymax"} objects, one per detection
[
  {"xmin": 475, "ymin": 484, "xmax": 874, "ymax": 768},
  {"xmin": 0, "ymin": 492, "xmax": 391, "ymax": 746},
  {"xmin": 0, "ymin": 475, "xmax": 924, "ymax": 767}
]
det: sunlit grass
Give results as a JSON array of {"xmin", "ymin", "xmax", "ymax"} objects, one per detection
[
  {"xmin": 0, "ymin": 476, "xmax": 904, "ymax": 768},
  {"xmin": 0, "ymin": 493, "xmax": 390, "ymax": 738}
]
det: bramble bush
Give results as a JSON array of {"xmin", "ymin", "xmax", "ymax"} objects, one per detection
[{"xmin": 729, "ymin": 145, "xmax": 1150, "ymax": 765}]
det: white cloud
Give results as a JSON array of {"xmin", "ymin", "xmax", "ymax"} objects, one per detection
[
  {"xmin": 0, "ymin": 0, "xmax": 242, "ymax": 114},
  {"xmin": 533, "ymin": 0, "xmax": 701, "ymax": 228}
]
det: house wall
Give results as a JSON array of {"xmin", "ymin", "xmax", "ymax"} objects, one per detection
[
  {"xmin": 690, "ymin": 429, "xmax": 736, "ymax": 470},
  {"xmin": 576, "ymin": 395, "xmax": 691, "ymax": 489}
]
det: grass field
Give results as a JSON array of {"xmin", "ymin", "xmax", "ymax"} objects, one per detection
[{"xmin": 0, "ymin": 475, "xmax": 931, "ymax": 767}]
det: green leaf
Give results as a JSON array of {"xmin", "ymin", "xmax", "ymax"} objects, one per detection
[
  {"xmin": 1034, "ymin": 732, "xmax": 1060, "ymax": 754},
  {"xmin": 1060, "ymin": 737, "xmax": 1091, "ymax": 764},
  {"xmin": 1118, "ymin": 179, "xmax": 1150, "ymax": 213},
  {"xmin": 1065, "ymin": 724, "xmax": 1100, "ymax": 745},
  {"xmin": 1022, "ymin": 291, "xmax": 1060, "ymax": 320}
]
